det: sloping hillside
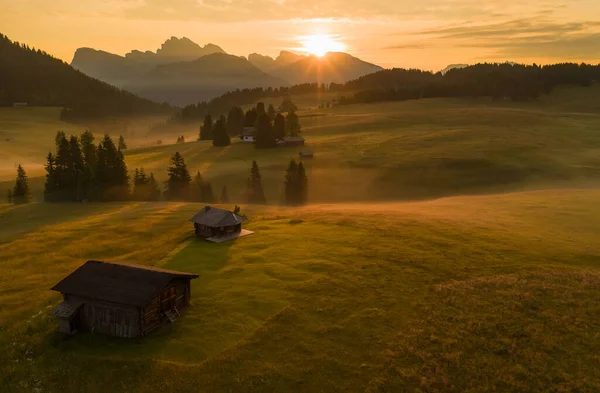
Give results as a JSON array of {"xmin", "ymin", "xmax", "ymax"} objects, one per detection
[{"xmin": 0, "ymin": 33, "xmax": 171, "ymax": 120}]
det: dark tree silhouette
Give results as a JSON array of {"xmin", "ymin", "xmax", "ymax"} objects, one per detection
[
  {"xmin": 12, "ymin": 164, "xmax": 30, "ymax": 204},
  {"xmin": 245, "ymin": 161, "xmax": 266, "ymax": 204},
  {"xmin": 297, "ymin": 161, "xmax": 308, "ymax": 205},
  {"xmin": 280, "ymin": 98, "xmax": 298, "ymax": 113},
  {"xmin": 284, "ymin": 158, "xmax": 299, "ymax": 205},
  {"xmin": 95, "ymin": 135, "xmax": 129, "ymax": 201},
  {"xmin": 165, "ymin": 152, "xmax": 191, "ymax": 200},
  {"xmin": 212, "ymin": 115, "xmax": 231, "ymax": 147},
  {"xmin": 286, "ymin": 109, "xmax": 301, "ymax": 137},
  {"xmin": 254, "ymin": 113, "xmax": 277, "ymax": 148},
  {"xmin": 118, "ymin": 135, "xmax": 128, "ymax": 150},
  {"xmin": 226, "ymin": 106, "xmax": 245, "ymax": 136},
  {"xmin": 274, "ymin": 113, "xmax": 285, "ymax": 140},
  {"xmin": 199, "ymin": 114, "xmax": 214, "ymax": 140}
]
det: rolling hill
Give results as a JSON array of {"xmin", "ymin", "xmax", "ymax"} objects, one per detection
[{"xmin": 0, "ymin": 33, "xmax": 171, "ymax": 120}]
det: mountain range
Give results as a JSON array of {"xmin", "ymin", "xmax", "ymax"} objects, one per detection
[{"xmin": 71, "ymin": 37, "xmax": 383, "ymax": 105}]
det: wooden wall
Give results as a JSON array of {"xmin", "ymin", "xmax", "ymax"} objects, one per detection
[
  {"xmin": 141, "ymin": 279, "xmax": 191, "ymax": 336},
  {"xmin": 67, "ymin": 295, "xmax": 141, "ymax": 338}
]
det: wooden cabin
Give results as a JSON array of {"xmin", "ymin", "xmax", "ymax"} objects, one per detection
[
  {"xmin": 189, "ymin": 206, "xmax": 246, "ymax": 239},
  {"xmin": 50, "ymin": 260, "xmax": 199, "ymax": 338}
]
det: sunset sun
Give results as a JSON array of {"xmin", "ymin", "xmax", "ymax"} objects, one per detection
[{"xmin": 299, "ymin": 34, "xmax": 346, "ymax": 57}]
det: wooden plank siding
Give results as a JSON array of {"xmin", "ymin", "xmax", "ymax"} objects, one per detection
[
  {"xmin": 65, "ymin": 295, "xmax": 141, "ymax": 338},
  {"xmin": 141, "ymin": 279, "xmax": 191, "ymax": 336}
]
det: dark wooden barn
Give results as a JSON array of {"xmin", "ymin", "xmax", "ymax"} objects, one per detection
[
  {"xmin": 51, "ymin": 260, "xmax": 199, "ymax": 338},
  {"xmin": 189, "ymin": 206, "xmax": 247, "ymax": 239}
]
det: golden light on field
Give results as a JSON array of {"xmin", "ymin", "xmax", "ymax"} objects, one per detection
[{"xmin": 299, "ymin": 34, "xmax": 346, "ymax": 57}]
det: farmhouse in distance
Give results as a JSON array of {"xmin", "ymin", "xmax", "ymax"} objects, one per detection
[{"xmin": 51, "ymin": 260, "xmax": 199, "ymax": 338}]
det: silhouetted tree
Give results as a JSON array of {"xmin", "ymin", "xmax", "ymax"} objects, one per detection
[
  {"xmin": 284, "ymin": 158, "xmax": 299, "ymax": 205},
  {"xmin": 95, "ymin": 134, "xmax": 129, "ymax": 201},
  {"xmin": 254, "ymin": 113, "xmax": 277, "ymax": 148},
  {"xmin": 220, "ymin": 185, "xmax": 229, "ymax": 203},
  {"xmin": 55, "ymin": 130, "xmax": 66, "ymax": 149},
  {"xmin": 148, "ymin": 173, "xmax": 161, "ymax": 201},
  {"xmin": 199, "ymin": 114, "xmax": 214, "ymax": 140},
  {"xmin": 165, "ymin": 152, "xmax": 191, "ymax": 200},
  {"xmin": 274, "ymin": 113, "xmax": 285, "ymax": 140},
  {"xmin": 297, "ymin": 161, "xmax": 308, "ymax": 205},
  {"xmin": 256, "ymin": 102, "xmax": 266, "ymax": 116},
  {"xmin": 12, "ymin": 164, "xmax": 30, "ymax": 204},
  {"xmin": 286, "ymin": 109, "xmax": 301, "ymax": 137},
  {"xmin": 212, "ymin": 115, "xmax": 231, "ymax": 147},
  {"xmin": 118, "ymin": 135, "xmax": 128, "ymax": 150},
  {"xmin": 226, "ymin": 106, "xmax": 245, "ymax": 136},
  {"xmin": 245, "ymin": 161, "xmax": 266, "ymax": 204},
  {"xmin": 244, "ymin": 108, "xmax": 258, "ymax": 127}
]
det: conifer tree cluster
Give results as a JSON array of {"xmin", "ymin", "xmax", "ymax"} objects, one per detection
[
  {"xmin": 176, "ymin": 135, "xmax": 186, "ymax": 144},
  {"xmin": 44, "ymin": 130, "xmax": 129, "ymax": 201},
  {"xmin": 132, "ymin": 168, "xmax": 161, "ymax": 201},
  {"xmin": 212, "ymin": 115, "xmax": 231, "ymax": 147},
  {"xmin": 284, "ymin": 159, "xmax": 308, "ymax": 205},
  {"xmin": 199, "ymin": 115, "xmax": 214, "ymax": 140}
]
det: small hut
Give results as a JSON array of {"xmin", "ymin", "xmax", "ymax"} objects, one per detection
[
  {"xmin": 51, "ymin": 260, "xmax": 199, "ymax": 337},
  {"xmin": 240, "ymin": 127, "xmax": 255, "ymax": 142},
  {"xmin": 189, "ymin": 206, "xmax": 252, "ymax": 242}
]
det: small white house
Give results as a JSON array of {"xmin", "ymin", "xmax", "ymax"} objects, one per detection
[{"xmin": 240, "ymin": 127, "xmax": 254, "ymax": 142}]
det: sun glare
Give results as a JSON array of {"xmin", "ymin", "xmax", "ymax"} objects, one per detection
[{"xmin": 300, "ymin": 34, "xmax": 346, "ymax": 57}]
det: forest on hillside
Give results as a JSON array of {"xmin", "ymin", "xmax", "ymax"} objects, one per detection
[
  {"xmin": 173, "ymin": 62, "xmax": 600, "ymax": 122},
  {"xmin": 0, "ymin": 33, "xmax": 172, "ymax": 120}
]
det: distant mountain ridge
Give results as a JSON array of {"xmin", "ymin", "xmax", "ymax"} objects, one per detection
[
  {"xmin": 70, "ymin": 37, "xmax": 384, "ymax": 105},
  {"xmin": 0, "ymin": 33, "xmax": 170, "ymax": 120}
]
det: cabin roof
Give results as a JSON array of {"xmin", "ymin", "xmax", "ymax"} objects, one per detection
[
  {"xmin": 189, "ymin": 206, "xmax": 246, "ymax": 227},
  {"xmin": 51, "ymin": 260, "xmax": 199, "ymax": 306}
]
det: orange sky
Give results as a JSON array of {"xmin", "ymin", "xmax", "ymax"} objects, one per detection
[{"xmin": 2, "ymin": 0, "xmax": 600, "ymax": 70}]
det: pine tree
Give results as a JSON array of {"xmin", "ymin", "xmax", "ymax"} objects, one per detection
[
  {"xmin": 118, "ymin": 135, "xmax": 128, "ymax": 150},
  {"xmin": 244, "ymin": 108, "xmax": 258, "ymax": 127},
  {"xmin": 286, "ymin": 109, "xmax": 302, "ymax": 137},
  {"xmin": 212, "ymin": 115, "xmax": 231, "ymax": 147},
  {"xmin": 69, "ymin": 135, "xmax": 85, "ymax": 201},
  {"xmin": 267, "ymin": 104, "xmax": 277, "ymax": 121},
  {"xmin": 274, "ymin": 112, "xmax": 285, "ymax": 139},
  {"xmin": 256, "ymin": 102, "xmax": 266, "ymax": 116},
  {"xmin": 199, "ymin": 114, "xmax": 214, "ymax": 140},
  {"xmin": 12, "ymin": 164, "xmax": 30, "ymax": 204},
  {"xmin": 220, "ymin": 185, "xmax": 229, "ymax": 203},
  {"xmin": 280, "ymin": 98, "xmax": 297, "ymax": 113},
  {"xmin": 284, "ymin": 158, "xmax": 299, "ymax": 205},
  {"xmin": 96, "ymin": 135, "xmax": 129, "ymax": 201},
  {"xmin": 254, "ymin": 113, "xmax": 276, "ymax": 148},
  {"xmin": 55, "ymin": 130, "xmax": 66, "ymax": 149},
  {"xmin": 80, "ymin": 129, "xmax": 97, "ymax": 170},
  {"xmin": 165, "ymin": 152, "xmax": 191, "ymax": 200},
  {"xmin": 245, "ymin": 161, "xmax": 266, "ymax": 204},
  {"xmin": 226, "ymin": 106, "xmax": 245, "ymax": 136},
  {"xmin": 43, "ymin": 152, "xmax": 57, "ymax": 202}
]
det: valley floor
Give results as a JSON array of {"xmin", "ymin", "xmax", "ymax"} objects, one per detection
[{"xmin": 2, "ymin": 188, "xmax": 600, "ymax": 392}]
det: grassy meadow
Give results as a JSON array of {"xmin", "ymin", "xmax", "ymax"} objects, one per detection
[
  {"xmin": 2, "ymin": 85, "xmax": 600, "ymax": 392},
  {"xmin": 1, "ymin": 190, "xmax": 600, "ymax": 392}
]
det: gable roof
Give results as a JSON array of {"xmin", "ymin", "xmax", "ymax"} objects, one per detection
[
  {"xmin": 51, "ymin": 260, "xmax": 199, "ymax": 306},
  {"xmin": 189, "ymin": 206, "xmax": 246, "ymax": 227}
]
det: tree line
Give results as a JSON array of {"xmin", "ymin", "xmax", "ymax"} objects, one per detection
[
  {"xmin": 197, "ymin": 101, "xmax": 301, "ymax": 148},
  {"xmin": 0, "ymin": 33, "xmax": 172, "ymax": 121},
  {"xmin": 172, "ymin": 62, "xmax": 600, "ymax": 122},
  {"xmin": 8, "ymin": 131, "xmax": 309, "ymax": 206}
]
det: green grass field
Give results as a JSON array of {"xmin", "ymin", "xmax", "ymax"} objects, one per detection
[
  {"xmin": 2, "ymin": 85, "xmax": 600, "ymax": 392},
  {"xmin": 2, "ymin": 190, "xmax": 600, "ymax": 392}
]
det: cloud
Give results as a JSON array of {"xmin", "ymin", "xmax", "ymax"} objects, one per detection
[{"xmin": 388, "ymin": 17, "xmax": 600, "ymax": 61}]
